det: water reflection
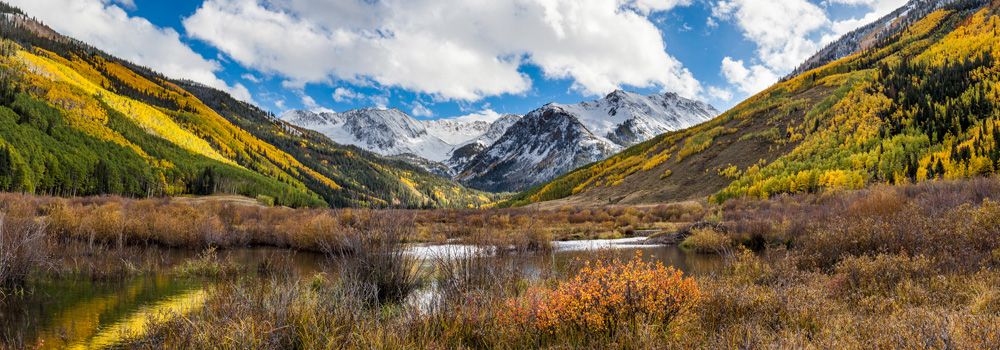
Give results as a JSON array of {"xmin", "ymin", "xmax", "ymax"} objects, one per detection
[{"xmin": 1, "ymin": 239, "xmax": 721, "ymax": 349}]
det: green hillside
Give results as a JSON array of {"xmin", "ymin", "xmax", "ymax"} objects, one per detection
[
  {"xmin": 0, "ymin": 3, "xmax": 501, "ymax": 208},
  {"xmin": 503, "ymin": 0, "xmax": 1000, "ymax": 207}
]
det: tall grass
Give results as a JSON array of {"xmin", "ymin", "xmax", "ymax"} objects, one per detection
[
  {"xmin": 0, "ymin": 212, "xmax": 47, "ymax": 287},
  {"xmin": 320, "ymin": 210, "xmax": 424, "ymax": 306}
]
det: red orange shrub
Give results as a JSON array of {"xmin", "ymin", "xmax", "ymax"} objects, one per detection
[{"xmin": 504, "ymin": 252, "xmax": 700, "ymax": 338}]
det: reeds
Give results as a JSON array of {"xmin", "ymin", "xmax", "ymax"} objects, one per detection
[
  {"xmin": 320, "ymin": 209, "xmax": 425, "ymax": 306},
  {"xmin": 0, "ymin": 212, "xmax": 47, "ymax": 287}
]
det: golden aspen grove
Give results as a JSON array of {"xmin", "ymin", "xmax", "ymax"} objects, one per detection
[{"xmin": 0, "ymin": 4, "xmax": 500, "ymax": 208}]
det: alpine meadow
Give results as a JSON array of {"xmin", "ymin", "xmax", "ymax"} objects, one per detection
[{"xmin": 1, "ymin": 0, "xmax": 1000, "ymax": 349}]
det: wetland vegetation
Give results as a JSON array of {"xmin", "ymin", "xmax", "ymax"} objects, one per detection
[{"xmin": 1, "ymin": 177, "xmax": 999, "ymax": 349}]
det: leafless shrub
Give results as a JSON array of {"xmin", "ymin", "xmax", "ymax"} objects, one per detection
[{"xmin": 0, "ymin": 213, "xmax": 47, "ymax": 287}]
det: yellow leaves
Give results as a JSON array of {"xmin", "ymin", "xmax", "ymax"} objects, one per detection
[
  {"xmin": 718, "ymin": 164, "xmax": 741, "ymax": 179},
  {"xmin": 642, "ymin": 151, "xmax": 673, "ymax": 172},
  {"xmin": 677, "ymin": 126, "xmax": 727, "ymax": 162},
  {"xmin": 18, "ymin": 50, "xmax": 233, "ymax": 164},
  {"xmin": 818, "ymin": 169, "xmax": 865, "ymax": 190}
]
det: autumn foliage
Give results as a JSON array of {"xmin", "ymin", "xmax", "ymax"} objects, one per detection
[{"xmin": 505, "ymin": 253, "xmax": 700, "ymax": 338}]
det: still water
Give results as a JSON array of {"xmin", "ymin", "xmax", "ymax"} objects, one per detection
[{"xmin": 0, "ymin": 239, "xmax": 722, "ymax": 349}]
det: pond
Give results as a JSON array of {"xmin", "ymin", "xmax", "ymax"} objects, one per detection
[{"xmin": 0, "ymin": 238, "xmax": 723, "ymax": 349}]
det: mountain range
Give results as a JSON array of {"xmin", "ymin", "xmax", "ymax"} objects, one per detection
[
  {"xmin": 0, "ymin": 0, "xmax": 994, "ymax": 210},
  {"xmin": 284, "ymin": 90, "xmax": 718, "ymax": 192}
]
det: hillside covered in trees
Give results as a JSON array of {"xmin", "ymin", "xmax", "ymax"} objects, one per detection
[
  {"xmin": 504, "ymin": 0, "xmax": 1000, "ymax": 207},
  {"xmin": 0, "ymin": 2, "xmax": 501, "ymax": 208}
]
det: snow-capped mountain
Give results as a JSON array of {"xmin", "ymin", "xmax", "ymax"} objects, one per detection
[
  {"xmin": 423, "ymin": 119, "xmax": 492, "ymax": 145},
  {"xmin": 453, "ymin": 90, "xmax": 718, "ymax": 191},
  {"xmin": 284, "ymin": 90, "xmax": 717, "ymax": 192},
  {"xmin": 444, "ymin": 113, "xmax": 523, "ymax": 173},
  {"xmin": 281, "ymin": 108, "xmax": 519, "ymax": 169},
  {"xmin": 551, "ymin": 90, "xmax": 718, "ymax": 147},
  {"xmin": 455, "ymin": 108, "xmax": 619, "ymax": 192},
  {"xmin": 282, "ymin": 108, "xmax": 454, "ymax": 162},
  {"xmin": 786, "ymin": 0, "xmax": 957, "ymax": 80}
]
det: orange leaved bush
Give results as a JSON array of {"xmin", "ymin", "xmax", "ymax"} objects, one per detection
[{"xmin": 505, "ymin": 252, "xmax": 700, "ymax": 337}]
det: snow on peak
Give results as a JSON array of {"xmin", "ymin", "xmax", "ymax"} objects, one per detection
[
  {"xmin": 281, "ymin": 108, "xmax": 520, "ymax": 165},
  {"xmin": 282, "ymin": 90, "xmax": 718, "ymax": 192},
  {"xmin": 544, "ymin": 90, "xmax": 719, "ymax": 147}
]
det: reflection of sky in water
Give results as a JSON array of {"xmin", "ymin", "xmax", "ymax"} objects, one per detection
[
  {"xmin": 551, "ymin": 237, "xmax": 649, "ymax": 251},
  {"xmin": 4, "ymin": 240, "xmax": 723, "ymax": 349}
]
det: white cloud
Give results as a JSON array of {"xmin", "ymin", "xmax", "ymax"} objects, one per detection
[
  {"xmin": 706, "ymin": 86, "xmax": 733, "ymax": 102},
  {"xmin": 109, "ymin": 0, "xmax": 135, "ymax": 9},
  {"xmin": 411, "ymin": 102, "xmax": 435, "ymax": 118},
  {"xmin": 370, "ymin": 94, "xmax": 390, "ymax": 109},
  {"xmin": 824, "ymin": 0, "xmax": 907, "ymax": 41},
  {"xmin": 451, "ymin": 109, "xmax": 503, "ymax": 123},
  {"xmin": 8, "ymin": 0, "xmax": 255, "ymax": 104},
  {"xmin": 627, "ymin": 0, "xmax": 692, "ymax": 15},
  {"xmin": 711, "ymin": 0, "xmax": 907, "ymax": 97},
  {"xmin": 183, "ymin": 0, "xmax": 702, "ymax": 101},
  {"xmin": 713, "ymin": 0, "xmax": 828, "ymax": 72},
  {"xmin": 301, "ymin": 95, "xmax": 336, "ymax": 113},
  {"xmin": 241, "ymin": 73, "xmax": 260, "ymax": 83},
  {"xmin": 302, "ymin": 95, "xmax": 319, "ymax": 109},
  {"xmin": 332, "ymin": 87, "xmax": 360, "ymax": 102},
  {"xmin": 720, "ymin": 57, "xmax": 779, "ymax": 94}
]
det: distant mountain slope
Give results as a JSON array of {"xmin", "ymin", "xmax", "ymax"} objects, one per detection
[
  {"xmin": 285, "ymin": 90, "xmax": 716, "ymax": 193},
  {"xmin": 455, "ymin": 90, "xmax": 718, "ymax": 191},
  {"xmin": 503, "ymin": 0, "xmax": 997, "ymax": 207},
  {"xmin": 282, "ymin": 108, "xmax": 456, "ymax": 163},
  {"xmin": 455, "ymin": 108, "xmax": 621, "ymax": 192},
  {"xmin": 0, "ymin": 2, "xmax": 500, "ymax": 208},
  {"xmin": 444, "ymin": 113, "xmax": 523, "ymax": 174}
]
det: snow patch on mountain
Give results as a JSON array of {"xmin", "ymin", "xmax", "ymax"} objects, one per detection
[
  {"xmin": 453, "ymin": 91, "xmax": 719, "ymax": 191},
  {"xmin": 283, "ymin": 90, "xmax": 718, "ymax": 192},
  {"xmin": 282, "ymin": 108, "xmax": 453, "ymax": 162}
]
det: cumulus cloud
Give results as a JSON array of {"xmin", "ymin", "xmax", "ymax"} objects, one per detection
[
  {"xmin": 109, "ymin": 0, "xmax": 135, "ymax": 9},
  {"xmin": 301, "ymin": 95, "xmax": 336, "ymax": 113},
  {"xmin": 332, "ymin": 87, "xmax": 360, "ymax": 102},
  {"xmin": 706, "ymin": 86, "xmax": 733, "ymax": 102},
  {"xmin": 720, "ymin": 57, "xmax": 779, "ymax": 94},
  {"xmin": 301, "ymin": 95, "xmax": 319, "ymax": 109},
  {"xmin": 182, "ymin": 0, "xmax": 702, "ymax": 101},
  {"xmin": 8, "ymin": 0, "xmax": 256, "ymax": 104},
  {"xmin": 712, "ymin": 0, "xmax": 907, "ymax": 96},
  {"xmin": 825, "ymin": 0, "xmax": 908, "ymax": 40},
  {"xmin": 713, "ymin": 0, "xmax": 828, "ymax": 72},
  {"xmin": 451, "ymin": 109, "xmax": 503, "ymax": 123},
  {"xmin": 369, "ymin": 94, "xmax": 390, "ymax": 109},
  {"xmin": 411, "ymin": 102, "xmax": 435, "ymax": 118},
  {"xmin": 241, "ymin": 73, "xmax": 261, "ymax": 83}
]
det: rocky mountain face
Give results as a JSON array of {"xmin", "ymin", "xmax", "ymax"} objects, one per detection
[
  {"xmin": 454, "ymin": 108, "xmax": 621, "ymax": 192},
  {"xmin": 284, "ymin": 90, "xmax": 717, "ymax": 192},
  {"xmin": 453, "ymin": 90, "xmax": 718, "ymax": 191},
  {"xmin": 443, "ymin": 113, "xmax": 523, "ymax": 174},
  {"xmin": 282, "ymin": 108, "xmax": 456, "ymax": 163}
]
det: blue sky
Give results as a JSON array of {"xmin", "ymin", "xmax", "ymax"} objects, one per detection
[{"xmin": 11, "ymin": 0, "xmax": 907, "ymax": 121}]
